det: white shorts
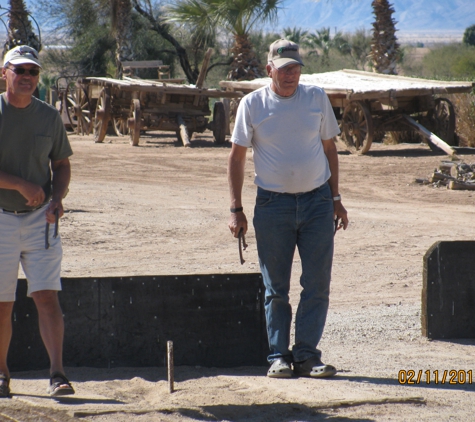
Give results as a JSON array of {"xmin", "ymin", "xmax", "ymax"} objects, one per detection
[{"xmin": 0, "ymin": 205, "xmax": 62, "ymax": 301}]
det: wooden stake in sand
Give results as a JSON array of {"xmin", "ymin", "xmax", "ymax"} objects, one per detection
[{"xmin": 167, "ymin": 341, "xmax": 174, "ymax": 393}]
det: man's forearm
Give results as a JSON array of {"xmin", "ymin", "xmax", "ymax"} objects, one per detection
[
  {"xmin": 228, "ymin": 160, "xmax": 244, "ymax": 208},
  {"xmin": 323, "ymin": 138, "xmax": 340, "ymax": 196},
  {"xmin": 51, "ymin": 159, "xmax": 71, "ymax": 202},
  {"xmin": 0, "ymin": 169, "xmax": 46, "ymax": 205},
  {"xmin": 227, "ymin": 145, "xmax": 247, "ymax": 208},
  {"xmin": 227, "ymin": 143, "xmax": 248, "ymax": 236},
  {"xmin": 0, "ymin": 170, "xmax": 25, "ymax": 191}
]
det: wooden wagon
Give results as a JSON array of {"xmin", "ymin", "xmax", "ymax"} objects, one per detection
[
  {"xmin": 219, "ymin": 69, "xmax": 474, "ymax": 154},
  {"xmin": 64, "ymin": 52, "xmax": 243, "ymax": 146},
  {"xmin": 76, "ymin": 77, "xmax": 245, "ymax": 146}
]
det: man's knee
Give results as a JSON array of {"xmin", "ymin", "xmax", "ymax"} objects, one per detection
[
  {"xmin": 30, "ymin": 290, "xmax": 60, "ymax": 310},
  {"xmin": 0, "ymin": 302, "xmax": 14, "ymax": 323}
]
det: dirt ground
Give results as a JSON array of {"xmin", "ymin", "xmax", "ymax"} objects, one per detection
[{"xmin": 2, "ymin": 131, "xmax": 475, "ymax": 421}]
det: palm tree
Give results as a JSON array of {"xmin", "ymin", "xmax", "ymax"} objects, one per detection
[
  {"xmin": 306, "ymin": 27, "xmax": 346, "ymax": 68},
  {"xmin": 168, "ymin": 0, "xmax": 282, "ymax": 81},
  {"xmin": 282, "ymin": 26, "xmax": 310, "ymax": 46},
  {"xmin": 3, "ymin": 0, "xmax": 41, "ymax": 56},
  {"xmin": 370, "ymin": 0, "xmax": 400, "ymax": 74},
  {"xmin": 111, "ymin": 0, "xmax": 135, "ymax": 78},
  {"xmin": 164, "ymin": 0, "xmax": 219, "ymax": 71},
  {"xmin": 340, "ymin": 29, "xmax": 373, "ymax": 70}
]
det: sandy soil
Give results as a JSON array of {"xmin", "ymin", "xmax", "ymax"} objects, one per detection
[{"xmin": 2, "ymin": 131, "xmax": 475, "ymax": 421}]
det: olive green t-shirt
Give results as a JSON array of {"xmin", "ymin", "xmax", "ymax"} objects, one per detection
[{"xmin": 0, "ymin": 93, "xmax": 73, "ymax": 211}]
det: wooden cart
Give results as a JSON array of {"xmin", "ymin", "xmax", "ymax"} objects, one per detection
[
  {"xmin": 73, "ymin": 76, "xmax": 242, "ymax": 146},
  {"xmin": 64, "ymin": 51, "xmax": 243, "ymax": 146},
  {"xmin": 219, "ymin": 69, "xmax": 474, "ymax": 154}
]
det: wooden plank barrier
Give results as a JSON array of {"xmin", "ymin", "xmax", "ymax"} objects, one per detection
[
  {"xmin": 9, "ymin": 274, "xmax": 268, "ymax": 371},
  {"xmin": 422, "ymin": 241, "xmax": 475, "ymax": 339}
]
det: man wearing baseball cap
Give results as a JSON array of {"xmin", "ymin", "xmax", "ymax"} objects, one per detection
[
  {"xmin": 0, "ymin": 45, "xmax": 74, "ymax": 397},
  {"xmin": 228, "ymin": 39, "xmax": 348, "ymax": 378}
]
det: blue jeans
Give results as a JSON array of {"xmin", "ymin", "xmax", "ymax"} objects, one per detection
[{"xmin": 253, "ymin": 183, "xmax": 334, "ymax": 364}]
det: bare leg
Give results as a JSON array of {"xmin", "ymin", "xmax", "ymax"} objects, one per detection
[
  {"xmin": 0, "ymin": 301, "xmax": 14, "ymax": 397},
  {"xmin": 31, "ymin": 290, "xmax": 74, "ymax": 396},
  {"xmin": 30, "ymin": 290, "xmax": 65, "ymax": 375},
  {"xmin": 0, "ymin": 301, "xmax": 14, "ymax": 379}
]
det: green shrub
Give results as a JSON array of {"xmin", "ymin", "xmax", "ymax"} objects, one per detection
[
  {"xmin": 463, "ymin": 24, "xmax": 475, "ymax": 47},
  {"xmin": 413, "ymin": 44, "xmax": 475, "ymax": 80},
  {"xmin": 452, "ymin": 54, "xmax": 475, "ymax": 79}
]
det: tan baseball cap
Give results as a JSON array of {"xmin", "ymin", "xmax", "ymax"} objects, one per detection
[
  {"xmin": 3, "ymin": 45, "xmax": 42, "ymax": 68},
  {"xmin": 268, "ymin": 39, "xmax": 304, "ymax": 69}
]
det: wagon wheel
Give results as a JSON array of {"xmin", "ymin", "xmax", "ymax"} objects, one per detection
[
  {"xmin": 113, "ymin": 117, "xmax": 129, "ymax": 136},
  {"xmin": 128, "ymin": 99, "xmax": 141, "ymax": 146},
  {"xmin": 341, "ymin": 101, "xmax": 374, "ymax": 154},
  {"xmin": 212, "ymin": 101, "xmax": 226, "ymax": 144},
  {"xmin": 94, "ymin": 88, "xmax": 111, "ymax": 143},
  {"xmin": 427, "ymin": 98, "xmax": 456, "ymax": 151},
  {"xmin": 65, "ymin": 84, "xmax": 92, "ymax": 136},
  {"xmin": 58, "ymin": 90, "xmax": 73, "ymax": 131}
]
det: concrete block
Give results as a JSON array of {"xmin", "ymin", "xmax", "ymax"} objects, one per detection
[
  {"xmin": 422, "ymin": 241, "xmax": 475, "ymax": 339},
  {"xmin": 9, "ymin": 274, "xmax": 268, "ymax": 371}
]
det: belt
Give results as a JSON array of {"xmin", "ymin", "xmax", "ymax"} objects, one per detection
[
  {"xmin": 282, "ymin": 184, "xmax": 325, "ymax": 196},
  {"xmin": 258, "ymin": 183, "xmax": 327, "ymax": 197},
  {"xmin": 1, "ymin": 205, "xmax": 43, "ymax": 214}
]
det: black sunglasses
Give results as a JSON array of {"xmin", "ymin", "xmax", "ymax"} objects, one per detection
[{"xmin": 8, "ymin": 67, "xmax": 40, "ymax": 76}]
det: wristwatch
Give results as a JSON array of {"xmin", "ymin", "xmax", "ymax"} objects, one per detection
[{"xmin": 332, "ymin": 194, "xmax": 341, "ymax": 201}]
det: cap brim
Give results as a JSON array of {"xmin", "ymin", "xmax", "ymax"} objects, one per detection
[
  {"xmin": 272, "ymin": 58, "xmax": 304, "ymax": 69},
  {"xmin": 7, "ymin": 58, "xmax": 42, "ymax": 68}
]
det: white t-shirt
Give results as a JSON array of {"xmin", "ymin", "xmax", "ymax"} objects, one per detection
[{"xmin": 231, "ymin": 84, "xmax": 340, "ymax": 193}]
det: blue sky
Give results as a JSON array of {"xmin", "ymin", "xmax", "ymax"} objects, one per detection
[{"xmin": 1, "ymin": 0, "xmax": 472, "ymax": 37}]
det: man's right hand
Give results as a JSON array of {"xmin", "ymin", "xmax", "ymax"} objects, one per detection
[
  {"xmin": 18, "ymin": 181, "xmax": 45, "ymax": 207},
  {"xmin": 0, "ymin": 171, "xmax": 45, "ymax": 207},
  {"xmin": 228, "ymin": 211, "xmax": 248, "ymax": 238}
]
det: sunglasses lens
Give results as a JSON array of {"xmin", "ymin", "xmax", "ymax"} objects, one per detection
[{"xmin": 10, "ymin": 67, "xmax": 39, "ymax": 76}]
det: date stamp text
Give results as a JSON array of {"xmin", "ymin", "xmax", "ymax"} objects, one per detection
[{"xmin": 398, "ymin": 369, "xmax": 473, "ymax": 385}]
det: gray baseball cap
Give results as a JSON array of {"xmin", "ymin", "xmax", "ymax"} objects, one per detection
[
  {"xmin": 3, "ymin": 45, "xmax": 42, "ymax": 68},
  {"xmin": 268, "ymin": 39, "xmax": 304, "ymax": 69}
]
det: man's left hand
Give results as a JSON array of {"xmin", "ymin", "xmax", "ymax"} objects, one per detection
[
  {"xmin": 46, "ymin": 201, "xmax": 64, "ymax": 224},
  {"xmin": 334, "ymin": 201, "xmax": 349, "ymax": 232}
]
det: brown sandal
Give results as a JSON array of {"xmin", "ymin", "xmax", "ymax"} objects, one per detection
[
  {"xmin": 47, "ymin": 372, "xmax": 75, "ymax": 397},
  {"xmin": 0, "ymin": 373, "xmax": 10, "ymax": 398}
]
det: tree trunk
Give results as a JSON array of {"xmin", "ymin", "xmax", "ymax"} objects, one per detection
[
  {"xmin": 227, "ymin": 34, "xmax": 264, "ymax": 81},
  {"xmin": 370, "ymin": 0, "xmax": 400, "ymax": 75},
  {"xmin": 132, "ymin": 0, "xmax": 198, "ymax": 84},
  {"xmin": 113, "ymin": 0, "xmax": 135, "ymax": 79}
]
